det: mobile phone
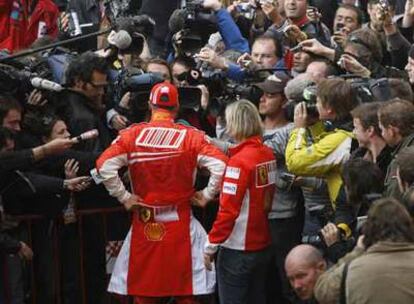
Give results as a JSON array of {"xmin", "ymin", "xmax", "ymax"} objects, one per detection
[
  {"xmin": 307, "ymin": 6, "xmax": 318, "ymax": 14},
  {"xmin": 336, "ymin": 23, "xmax": 345, "ymax": 31}
]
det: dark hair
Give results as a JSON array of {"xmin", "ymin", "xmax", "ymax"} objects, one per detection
[
  {"xmin": 388, "ymin": 78, "xmax": 413, "ymax": 102},
  {"xmin": 171, "ymin": 56, "xmax": 196, "ymax": 71},
  {"xmin": 254, "ymin": 34, "xmax": 283, "ymax": 58},
  {"xmin": 22, "ymin": 111, "xmax": 60, "ymax": 139},
  {"xmin": 65, "ymin": 51, "xmax": 108, "ymax": 87},
  {"xmin": 396, "ymin": 147, "xmax": 414, "ymax": 186},
  {"xmin": 378, "ymin": 98, "xmax": 414, "ymax": 137},
  {"xmin": 337, "ymin": 4, "xmax": 364, "ymax": 26},
  {"xmin": 342, "ymin": 158, "xmax": 384, "ymax": 206},
  {"xmin": 145, "ymin": 57, "xmax": 173, "ymax": 81},
  {"xmin": 351, "ymin": 102, "xmax": 382, "ymax": 136},
  {"xmin": 368, "ymin": 0, "xmax": 395, "ymax": 10},
  {"xmin": 363, "ymin": 198, "xmax": 414, "ymax": 248},
  {"xmin": 0, "ymin": 95, "xmax": 22, "ymax": 125},
  {"xmin": 317, "ymin": 78, "xmax": 358, "ymax": 120},
  {"xmin": 0, "ymin": 127, "xmax": 14, "ymax": 150},
  {"xmin": 346, "ymin": 28, "xmax": 383, "ymax": 63}
]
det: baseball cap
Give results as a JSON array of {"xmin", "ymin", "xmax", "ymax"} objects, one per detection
[
  {"xmin": 149, "ymin": 81, "xmax": 179, "ymax": 108},
  {"xmin": 254, "ymin": 72, "xmax": 291, "ymax": 94}
]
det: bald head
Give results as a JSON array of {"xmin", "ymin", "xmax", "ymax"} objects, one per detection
[
  {"xmin": 286, "ymin": 244, "xmax": 324, "ymax": 266},
  {"xmin": 285, "ymin": 245, "xmax": 326, "ymax": 300}
]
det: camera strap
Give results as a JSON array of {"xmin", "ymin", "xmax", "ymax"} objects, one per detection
[{"xmin": 340, "ymin": 261, "xmax": 351, "ymax": 304}]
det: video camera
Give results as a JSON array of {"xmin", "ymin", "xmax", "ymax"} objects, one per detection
[
  {"xmin": 0, "ymin": 53, "xmax": 55, "ymax": 99},
  {"xmin": 170, "ymin": 0, "xmax": 218, "ymax": 56},
  {"xmin": 115, "ymin": 68, "xmax": 204, "ymax": 118},
  {"xmin": 205, "ymin": 68, "xmax": 274, "ymax": 117},
  {"xmin": 284, "ymin": 84, "xmax": 319, "ymax": 122},
  {"xmin": 338, "ymin": 75, "xmax": 392, "ymax": 103}
]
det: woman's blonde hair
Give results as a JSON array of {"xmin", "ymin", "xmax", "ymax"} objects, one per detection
[{"xmin": 225, "ymin": 99, "xmax": 263, "ymax": 142}]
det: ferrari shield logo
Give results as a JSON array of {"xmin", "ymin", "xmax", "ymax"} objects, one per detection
[
  {"xmin": 139, "ymin": 207, "xmax": 151, "ymax": 223},
  {"xmin": 256, "ymin": 160, "xmax": 277, "ymax": 188},
  {"xmin": 258, "ymin": 166, "xmax": 268, "ymax": 185}
]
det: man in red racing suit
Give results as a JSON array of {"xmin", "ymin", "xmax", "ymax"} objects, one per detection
[{"xmin": 96, "ymin": 82, "xmax": 228, "ymax": 303}]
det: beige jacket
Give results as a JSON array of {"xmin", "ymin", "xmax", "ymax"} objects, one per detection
[{"xmin": 315, "ymin": 242, "xmax": 414, "ymax": 304}]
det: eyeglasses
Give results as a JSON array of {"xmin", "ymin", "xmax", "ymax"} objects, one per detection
[{"xmin": 88, "ymin": 81, "xmax": 108, "ymax": 88}]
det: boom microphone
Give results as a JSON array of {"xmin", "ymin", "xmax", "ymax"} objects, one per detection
[{"xmin": 31, "ymin": 77, "xmax": 63, "ymax": 92}]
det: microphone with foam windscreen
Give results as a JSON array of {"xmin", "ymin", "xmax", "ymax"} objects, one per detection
[
  {"xmin": 169, "ymin": 9, "xmax": 187, "ymax": 34},
  {"xmin": 31, "ymin": 77, "xmax": 63, "ymax": 92},
  {"xmin": 72, "ymin": 129, "xmax": 99, "ymax": 143},
  {"xmin": 107, "ymin": 30, "xmax": 133, "ymax": 50}
]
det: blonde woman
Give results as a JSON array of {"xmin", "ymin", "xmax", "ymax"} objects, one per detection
[{"xmin": 204, "ymin": 100, "xmax": 277, "ymax": 304}]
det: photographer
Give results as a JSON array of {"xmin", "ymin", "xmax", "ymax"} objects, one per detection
[
  {"xmin": 379, "ymin": 99, "xmax": 414, "ymax": 200},
  {"xmin": 203, "ymin": 0, "xmax": 250, "ymax": 53},
  {"xmin": 351, "ymin": 102, "xmax": 393, "ymax": 176},
  {"xmin": 264, "ymin": 0, "xmax": 331, "ymax": 61},
  {"xmin": 320, "ymin": 159, "xmax": 384, "ymax": 262},
  {"xmin": 331, "ymin": 4, "xmax": 364, "ymax": 49},
  {"xmin": 197, "ymin": 34, "xmax": 284, "ymax": 82},
  {"xmin": 255, "ymin": 73, "xmax": 304, "ymax": 303},
  {"xmin": 299, "ymin": 27, "xmax": 410, "ymax": 79},
  {"xmin": 315, "ymin": 198, "xmax": 414, "ymax": 304},
  {"xmin": 395, "ymin": 147, "xmax": 414, "ymax": 210},
  {"xmin": 286, "ymin": 78, "xmax": 358, "ymax": 237}
]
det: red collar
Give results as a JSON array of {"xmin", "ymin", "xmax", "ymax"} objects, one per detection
[
  {"xmin": 291, "ymin": 15, "xmax": 309, "ymax": 28},
  {"xmin": 229, "ymin": 136, "xmax": 263, "ymax": 156}
]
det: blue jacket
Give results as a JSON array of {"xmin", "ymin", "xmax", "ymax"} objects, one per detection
[
  {"xmin": 215, "ymin": 9, "xmax": 249, "ymax": 53},
  {"xmin": 226, "ymin": 59, "xmax": 287, "ymax": 83}
]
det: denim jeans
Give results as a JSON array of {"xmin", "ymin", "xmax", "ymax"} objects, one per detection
[{"xmin": 217, "ymin": 246, "xmax": 270, "ymax": 304}]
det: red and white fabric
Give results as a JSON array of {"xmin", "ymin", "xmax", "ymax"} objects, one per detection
[
  {"xmin": 96, "ymin": 110, "xmax": 227, "ymax": 297},
  {"xmin": 205, "ymin": 136, "xmax": 277, "ymax": 254}
]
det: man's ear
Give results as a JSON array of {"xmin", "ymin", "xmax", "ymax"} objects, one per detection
[
  {"xmin": 74, "ymin": 78, "xmax": 86, "ymax": 90},
  {"xmin": 367, "ymin": 126, "xmax": 376, "ymax": 138},
  {"xmin": 316, "ymin": 260, "xmax": 327, "ymax": 273},
  {"xmin": 389, "ymin": 124, "xmax": 401, "ymax": 138}
]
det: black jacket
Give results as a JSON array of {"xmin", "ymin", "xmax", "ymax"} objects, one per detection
[{"xmin": 56, "ymin": 90, "xmax": 112, "ymax": 153}]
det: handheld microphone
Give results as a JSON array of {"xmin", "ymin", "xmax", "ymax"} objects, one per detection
[
  {"xmin": 31, "ymin": 77, "xmax": 63, "ymax": 92},
  {"xmin": 73, "ymin": 129, "xmax": 99, "ymax": 142}
]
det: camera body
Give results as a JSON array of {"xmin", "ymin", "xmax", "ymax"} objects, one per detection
[{"xmin": 284, "ymin": 84, "xmax": 319, "ymax": 121}]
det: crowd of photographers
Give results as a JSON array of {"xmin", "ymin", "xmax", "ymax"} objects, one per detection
[{"xmin": 1, "ymin": 0, "xmax": 414, "ymax": 303}]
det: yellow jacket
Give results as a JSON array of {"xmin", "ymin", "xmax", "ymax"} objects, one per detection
[{"xmin": 285, "ymin": 123, "xmax": 353, "ymax": 205}]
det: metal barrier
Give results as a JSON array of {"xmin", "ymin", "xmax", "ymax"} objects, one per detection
[
  {"xmin": 1, "ymin": 207, "xmax": 132, "ymax": 304},
  {"xmin": 1, "ymin": 204, "xmax": 215, "ymax": 304}
]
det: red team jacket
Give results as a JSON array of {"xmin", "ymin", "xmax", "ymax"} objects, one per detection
[
  {"xmin": 96, "ymin": 112, "xmax": 227, "ymax": 296},
  {"xmin": 206, "ymin": 136, "xmax": 277, "ymax": 254},
  {"xmin": 0, "ymin": 0, "xmax": 59, "ymax": 53}
]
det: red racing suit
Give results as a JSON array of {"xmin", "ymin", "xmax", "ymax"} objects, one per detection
[
  {"xmin": 96, "ymin": 110, "xmax": 228, "ymax": 297},
  {"xmin": 205, "ymin": 136, "xmax": 276, "ymax": 254}
]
